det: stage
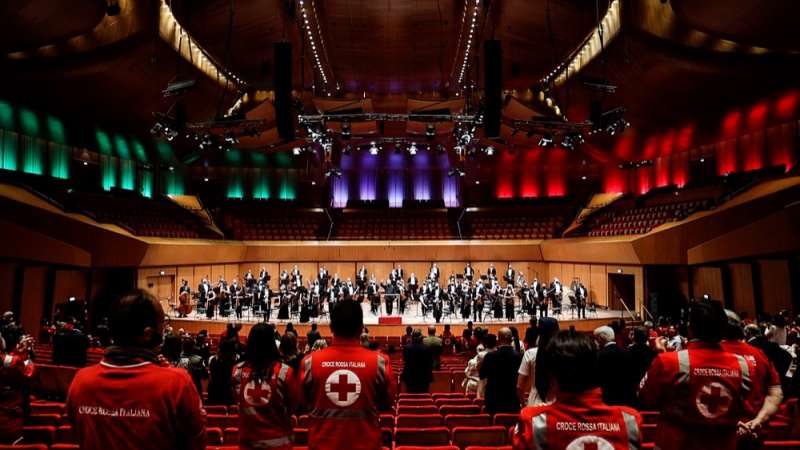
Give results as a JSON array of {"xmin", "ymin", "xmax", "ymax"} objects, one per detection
[{"xmin": 169, "ymin": 302, "xmax": 631, "ymax": 337}]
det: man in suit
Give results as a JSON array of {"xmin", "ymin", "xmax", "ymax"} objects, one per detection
[
  {"xmin": 504, "ymin": 264, "xmax": 515, "ymax": 286},
  {"xmin": 401, "ymin": 329, "xmax": 433, "ymax": 393},
  {"xmin": 464, "ymin": 262, "xmax": 475, "ymax": 281},
  {"xmin": 594, "ymin": 326, "xmax": 637, "ymax": 406},
  {"xmin": 487, "ymin": 263, "xmax": 497, "ymax": 280},
  {"xmin": 479, "ymin": 327, "xmax": 522, "ymax": 415}
]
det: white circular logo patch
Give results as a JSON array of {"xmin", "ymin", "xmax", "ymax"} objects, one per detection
[
  {"xmin": 566, "ymin": 436, "xmax": 615, "ymax": 450},
  {"xmin": 695, "ymin": 381, "xmax": 733, "ymax": 419},
  {"xmin": 325, "ymin": 369, "xmax": 362, "ymax": 407},
  {"xmin": 244, "ymin": 380, "xmax": 272, "ymax": 406}
]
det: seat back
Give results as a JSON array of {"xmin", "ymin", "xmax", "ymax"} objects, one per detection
[
  {"xmin": 396, "ymin": 414, "xmax": 444, "ymax": 428},
  {"xmin": 445, "ymin": 414, "xmax": 492, "ymax": 429},
  {"xmin": 397, "ymin": 405, "xmax": 440, "ymax": 415},
  {"xmin": 451, "ymin": 426, "xmax": 507, "ymax": 449},
  {"xmin": 440, "ymin": 404, "xmax": 480, "ymax": 416},
  {"xmin": 394, "ymin": 427, "xmax": 450, "ymax": 447}
]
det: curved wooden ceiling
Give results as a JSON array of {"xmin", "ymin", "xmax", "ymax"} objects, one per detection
[{"xmin": 0, "ymin": 0, "xmax": 106, "ymax": 53}]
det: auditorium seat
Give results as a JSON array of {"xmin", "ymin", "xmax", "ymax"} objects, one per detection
[
  {"xmin": 436, "ymin": 398, "xmax": 473, "ymax": 407},
  {"xmin": 25, "ymin": 413, "xmax": 60, "ymax": 427},
  {"xmin": 395, "ymin": 447, "xmax": 459, "ymax": 450},
  {"xmin": 451, "ymin": 426, "xmax": 507, "ymax": 449},
  {"xmin": 641, "ymin": 423, "xmax": 658, "ymax": 443},
  {"xmin": 398, "ymin": 398, "xmax": 435, "ymax": 407},
  {"xmin": 764, "ymin": 442, "xmax": 800, "ymax": 449},
  {"xmin": 21, "ymin": 426, "xmax": 55, "ymax": 446},
  {"xmin": 207, "ymin": 414, "xmax": 238, "ymax": 430},
  {"xmin": 394, "ymin": 427, "xmax": 451, "ymax": 447},
  {"xmin": 206, "ymin": 427, "xmax": 223, "ymax": 445},
  {"xmin": 50, "ymin": 446, "xmax": 80, "ymax": 450},
  {"xmin": 444, "ymin": 413, "xmax": 492, "ymax": 429},
  {"xmin": 464, "ymin": 447, "xmax": 513, "ymax": 450},
  {"xmin": 205, "ymin": 405, "xmax": 227, "ymax": 415},
  {"xmin": 29, "ymin": 402, "xmax": 64, "ymax": 415},
  {"xmin": 0, "ymin": 446, "xmax": 48, "ymax": 450},
  {"xmin": 430, "ymin": 371, "xmax": 453, "ymax": 392},
  {"xmin": 55, "ymin": 425, "xmax": 75, "ymax": 444},
  {"xmin": 493, "ymin": 413, "xmax": 518, "ymax": 430},
  {"xmin": 397, "ymin": 405, "xmax": 440, "ymax": 415},
  {"xmin": 396, "ymin": 413, "xmax": 444, "ymax": 428},
  {"xmin": 293, "ymin": 428, "xmax": 308, "ymax": 446},
  {"xmin": 439, "ymin": 404, "xmax": 481, "ymax": 416}
]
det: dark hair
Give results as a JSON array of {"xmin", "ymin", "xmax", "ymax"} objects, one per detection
[
  {"xmin": 633, "ymin": 326, "xmax": 649, "ymax": 345},
  {"xmin": 542, "ymin": 330, "xmax": 599, "ymax": 393},
  {"xmin": 245, "ymin": 323, "xmax": 280, "ymax": 383},
  {"xmin": 484, "ymin": 334, "xmax": 497, "ymax": 349},
  {"xmin": 279, "ymin": 333, "xmax": 297, "ymax": 357},
  {"xmin": 689, "ymin": 300, "xmax": 726, "ymax": 342},
  {"xmin": 110, "ymin": 290, "xmax": 163, "ymax": 347},
  {"xmin": 181, "ymin": 337, "xmax": 195, "ymax": 354},
  {"xmin": 534, "ymin": 317, "xmax": 561, "ymax": 400},
  {"xmin": 161, "ymin": 335, "xmax": 182, "ymax": 362},
  {"xmin": 405, "ymin": 326, "xmax": 412, "ymax": 335},
  {"xmin": 330, "ymin": 300, "xmax": 364, "ymax": 339}
]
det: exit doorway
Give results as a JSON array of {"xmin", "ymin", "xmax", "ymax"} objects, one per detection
[{"xmin": 608, "ymin": 273, "xmax": 635, "ymax": 313}]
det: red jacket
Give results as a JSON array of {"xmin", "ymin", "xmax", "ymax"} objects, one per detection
[
  {"xmin": 513, "ymin": 388, "xmax": 642, "ymax": 450},
  {"xmin": 67, "ymin": 357, "xmax": 206, "ymax": 450},
  {"xmin": 300, "ymin": 339, "xmax": 395, "ymax": 450},
  {"xmin": 720, "ymin": 340, "xmax": 781, "ymax": 419},
  {"xmin": 639, "ymin": 341, "xmax": 753, "ymax": 450},
  {"xmin": 0, "ymin": 353, "xmax": 34, "ymax": 443},
  {"xmin": 232, "ymin": 361, "xmax": 297, "ymax": 450}
]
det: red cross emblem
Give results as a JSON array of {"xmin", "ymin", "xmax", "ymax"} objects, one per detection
[
  {"xmin": 244, "ymin": 380, "xmax": 272, "ymax": 406},
  {"xmin": 325, "ymin": 369, "xmax": 361, "ymax": 407},
  {"xmin": 696, "ymin": 381, "xmax": 733, "ymax": 419},
  {"xmin": 566, "ymin": 436, "xmax": 614, "ymax": 450}
]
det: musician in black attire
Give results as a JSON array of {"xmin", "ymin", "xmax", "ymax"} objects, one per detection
[
  {"xmin": 279, "ymin": 270, "xmax": 289, "ymax": 290},
  {"xmin": 198, "ymin": 276, "xmax": 211, "ymax": 312},
  {"xmin": 407, "ymin": 273, "xmax": 419, "ymax": 303},
  {"xmin": 384, "ymin": 281, "xmax": 399, "ymax": 315},
  {"xmin": 357, "ymin": 265, "xmax": 368, "ymax": 292},
  {"xmin": 504, "ymin": 283, "xmax": 516, "ymax": 320},
  {"xmin": 178, "ymin": 280, "xmax": 191, "ymax": 318},
  {"xmin": 487, "ymin": 263, "xmax": 497, "ymax": 280},
  {"xmin": 504, "ymin": 264, "xmax": 516, "ymax": 286},
  {"xmin": 460, "ymin": 280, "xmax": 472, "ymax": 319},
  {"xmin": 538, "ymin": 281, "xmax": 549, "ymax": 318},
  {"xmin": 430, "ymin": 282, "xmax": 444, "ymax": 323},
  {"xmin": 368, "ymin": 278, "xmax": 380, "ymax": 315},
  {"xmin": 258, "ymin": 267, "xmax": 269, "ymax": 285},
  {"xmin": 310, "ymin": 280, "xmax": 323, "ymax": 318},
  {"xmin": 574, "ymin": 281, "xmax": 588, "ymax": 319},
  {"xmin": 229, "ymin": 278, "xmax": 244, "ymax": 319},
  {"xmin": 217, "ymin": 276, "xmax": 229, "ymax": 318},
  {"xmin": 317, "ymin": 266, "xmax": 328, "ymax": 288},
  {"xmin": 244, "ymin": 270, "xmax": 255, "ymax": 289},
  {"xmin": 429, "ymin": 263, "xmax": 440, "ymax": 282},
  {"xmin": 474, "ymin": 280, "xmax": 486, "ymax": 322},
  {"xmin": 277, "ymin": 286, "xmax": 290, "ymax": 320},
  {"xmin": 464, "ymin": 262, "xmax": 475, "ymax": 282}
]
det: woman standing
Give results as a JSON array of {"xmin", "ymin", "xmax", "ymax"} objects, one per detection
[{"xmin": 232, "ymin": 324, "xmax": 297, "ymax": 450}]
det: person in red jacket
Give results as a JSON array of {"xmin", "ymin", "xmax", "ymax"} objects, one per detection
[
  {"xmin": 721, "ymin": 310, "xmax": 783, "ymax": 448},
  {"xmin": 232, "ymin": 323, "xmax": 298, "ymax": 450},
  {"xmin": 513, "ymin": 329, "xmax": 642, "ymax": 450},
  {"xmin": 0, "ymin": 333, "xmax": 34, "ymax": 444},
  {"xmin": 639, "ymin": 300, "xmax": 753, "ymax": 450},
  {"xmin": 67, "ymin": 290, "xmax": 206, "ymax": 450},
  {"xmin": 300, "ymin": 300, "xmax": 395, "ymax": 450}
]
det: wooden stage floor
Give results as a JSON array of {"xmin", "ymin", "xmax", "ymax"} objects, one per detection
[{"xmin": 170, "ymin": 302, "xmax": 629, "ymax": 337}]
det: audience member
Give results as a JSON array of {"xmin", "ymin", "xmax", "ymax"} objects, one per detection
[
  {"xmin": 0, "ymin": 312, "xmax": 23, "ymax": 352},
  {"xmin": 595, "ymin": 325, "xmax": 637, "ymax": 406},
  {"xmin": 300, "ymin": 300, "xmax": 395, "ymax": 450},
  {"xmin": 441, "ymin": 324, "xmax": 454, "ymax": 355},
  {"xmin": 206, "ymin": 338, "xmax": 238, "ymax": 405},
  {"xmin": 306, "ymin": 323, "xmax": 321, "ymax": 349},
  {"xmin": 513, "ymin": 330, "xmax": 642, "ymax": 450},
  {"xmin": 279, "ymin": 332, "xmax": 303, "ymax": 371},
  {"xmin": 462, "ymin": 321, "xmax": 474, "ymax": 349},
  {"xmin": 720, "ymin": 310, "xmax": 783, "ymax": 447},
  {"xmin": 423, "ymin": 325, "xmax": 443, "ymax": 369},
  {"xmin": 517, "ymin": 317, "xmax": 559, "ymax": 406},
  {"xmin": 510, "ymin": 326, "xmax": 522, "ymax": 354},
  {"xmin": 232, "ymin": 323, "xmax": 297, "ymax": 450},
  {"xmin": 401, "ymin": 326, "xmax": 413, "ymax": 347},
  {"xmin": 744, "ymin": 323, "xmax": 792, "ymax": 389},
  {"xmin": 765, "ymin": 314, "xmax": 788, "ymax": 346},
  {"xmin": 161, "ymin": 335, "xmax": 182, "ymax": 365},
  {"xmin": 463, "ymin": 333, "xmax": 494, "ymax": 395},
  {"xmin": 66, "ymin": 289, "xmax": 206, "ymax": 450},
  {"xmin": 628, "ymin": 326, "xmax": 656, "ymax": 384},
  {"xmin": 480, "ymin": 327, "xmax": 522, "ymax": 414},
  {"xmin": 402, "ymin": 329, "xmax": 433, "ymax": 393},
  {"xmin": 177, "ymin": 337, "xmax": 207, "ymax": 395},
  {"xmin": 310, "ymin": 339, "xmax": 328, "ymax": 352},
  {"xmin": 523, "ymin": 317, "xmax": 538, "ymax": 350},
  {"xmin": 0, "ymin": 333, "xmax": 34, "ymax": 444},
  {"xmin": 639, "ymin": 300, "xmax": 752, "ymax": 450}
]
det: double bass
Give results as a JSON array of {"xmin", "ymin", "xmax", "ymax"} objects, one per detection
[{"xmin": 178, "ymin": 291, "xmax": 193, "ymax": 316}]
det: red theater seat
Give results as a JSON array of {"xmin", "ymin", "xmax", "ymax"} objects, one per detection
[
  {"xmin": 396, "ymin": 413, "xmax": 444, "ymax": 428},
  {"xmin": 445, "ymin": 413, "xmax": 492, "ymax": 429},
  {"xmin": 493, "ymin": 413, "xmax": 519, "ymax": 429},
  {"xmin": 440, "ymin": 404, "xmax": 481, "ymax": 416},
  {"xmin": 22, "ymin": 426, "xmax": 55, "ymax": 446},
  {"xmin": 451, "ymin": 426, "xmax": 507, "ymax": 449},
  {"xmin": 0, "ymin": 446, "xmax": 48, "ymax": 450},
  {"xmin": 764, "ymin": 442, "xmax": 800, "ymax": 449},
  {"xmin": 394, "ymin": 427, "xmax": 451, "ymax": 447}
]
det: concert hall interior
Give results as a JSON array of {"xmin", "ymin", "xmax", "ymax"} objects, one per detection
[{"xmin": 1, "ymin": 0, "xmax": 800, "ymax": 449}]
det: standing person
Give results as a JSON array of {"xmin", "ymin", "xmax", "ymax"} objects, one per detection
[
  {"xmin": 300, "ymin": 300, "xmax": 395, "ymax": 450},
  {"xmin": 639, "ymin": 300, "xmax": 753, "ymax": 450},
  {"xmin": 517, "ymin": 318, "xmax": 559, "ymax": 406},
  {"xmin": 721, "ymin": 311, "xmax": 783, "ymax": 447},
  {"xmin": 306, "ymin": 323, "xmax": 321, "ymax": 350},
  {"xmin": 628, "ymin": 326, "xmax": 657, "ymax": 385},
  {"xmin": 595, "ymin": 325, "xmax": 637, "ymax": 406},
  {"xmin": 422, "ymin": 325, "xmax": 443, "ymax": 370},
  {"xmin": 765, "ymin": 314, "xmax": 788, "ymax": 346},
  {"xmin": 207, "ymin": 339, "xmax": 239, "ymax": 406},
  {"xmin": 463, "ymin": 333, "xmax": 494, "ymax": 396},
  {"xmin": 513, "ymin": 330, "xmax": 643, "ymax": 450},
  {"xmin": 402, "ymin": 329, "xmax": 433, "ymax": 393},
  {"xmin": 233, "ymin": 324, "xmax": 298, "ymax": 450},
  {"xmin": 66, "ymin": 290, "xmax": 206, "ymax": 450},
  {"xmin": 0, "ymin": 334, "xmax": 34, "ymax": 444},
  {"xmin": 523, "ymin": 318, "xmax": 538, "ymax": 351},
  {"xmin": 480, "ymin": 327, "xmax": 522, "ymax": 415}
]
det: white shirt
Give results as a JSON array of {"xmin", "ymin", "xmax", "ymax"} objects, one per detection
[
  {"xmin": 517, "ymin": 347, "xmax": 554, "ymax": 406},
  {"xmin": 767, "ymin": 325, "xmax": 788, "ymax": 346}
]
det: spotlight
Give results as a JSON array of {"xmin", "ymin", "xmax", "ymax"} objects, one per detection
[
  {"xmin": 82, "ymin": 161, "xmax": 88, "ymax": 166},
  {"xmin": 436, "ymin": 144, "xmax": 446, "ymax": 155},
  {"xmin": 475, "ymin": 180, "xmax": 480, "ymax": 185},
  {"xmin": 538, "ymin": 134, "xmax": 554, "ymax": 147},
  {"xmin": 408, "ymin": 142, "xmax": 418, "ymax": 155},
  {"xmin": 560, "ymin": 133, "xmax": 582, "ymax": 150},
  {"xmin": 426, "ymin": 123, "xmax": 436, "ymax": 139},
  {"xmin": 699, "ymin": 157, "xmax": 705, "ymax": 163},
  {"xmin": 581, "ymin": 175, "xmax": 587, "ymax": 180},
  {"xmin": 311, "ymin": 181, "xmax": 316, "ymax": 186},
  {"xmin": 341, "ymin": 121, "xmax": 351, "ymax": 139},
  {"xmin": 203, "ymin": 177, "xmax": 209, "ymax": 182},
  {"xmin": 292, "ymin": 146, "xmax": 302, "ymax": 155},
  {"xmin": 106, "ymin": 0, "xmax": 121, "ymax": 16},
  {"xmin": 168, "ymin": 166, "xmax": 175, "ymax": 172},
  {"xmin": 369, "ymin": 141, "xmax": 379, "ymax": 155},
  {"xmin": 483, "ymin": 145, "xmax": 495, "ymax": 156},
  {"xmin": 199, "ymin": 134, "xmax": 213, "ymax": 149},
  {"xmin": 325, "ymin": 168, "xmax": 342, "ymax": 178},
  {"xmin": 447, "ymin": 168, "xmax": 466, "ymax": 177},
  {"xmin": 224, "ymin": 131, "xmax": 239, "ymax": 145}
]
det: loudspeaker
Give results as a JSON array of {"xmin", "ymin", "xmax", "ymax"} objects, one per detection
[
  {"xmin": 274, "ymin": 41, "xmax": 294, "ymax": 140},
  {"xmin": 484, "ymin": 39, "xmax": 502, "ymax": 138}
]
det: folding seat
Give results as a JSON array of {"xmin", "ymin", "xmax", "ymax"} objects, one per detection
[
  {"xmin": 206, "ymin": 427, "xmax": 223, "ymax": 445},
  {"xmin": 430, "ymin": 370, "xmax": 452, "ymax": 393},
  {"xmin": 439, "ymin": 404, "xmax": 480, "ymax": 416},
  {"xmin": 49, "ymin": 446, "xmax": 79, "ymax": 450},
  {"xmin": 22, "ymin": 426, "xmax": 55, "ymax": 446},
  {"xmin": 397, "ymin": 405, "xmax": 439, "ymax": 415},
  {"xmin": 30, "ymin": 402, "xmax": 64, "ymax": 415},
  {"xmin": 432, "ymin": 392, "xmax": 463, "ymax": 400},
  {"xmin": 397, "ymin": 398, "xmax": 435, "ymax": 407},
  {"xmin": 464, "ymin": 447, "xmax": 512, "ymax": 450},
  {"xmin": 398, "ymin": 392, "xmax": 431, "ymax": 399},
  {"xmin": 435, "ymin": 398, "xmax": 472, "ymax": 407},
  {"xmin": 25, "ymin": 413, "xmax": 60, "ymax": 427},
  {"xmin": 444, "ymin": 413, "xmax": 492, "ymax": 429},
  {"xmin": 204, "ymin": 405, "xmax": 227, "ymax": 415},
  {"xmin": 763, "ymin": 442, "xmax": 800, "ymax": 449},
  {"xmin": 55, "ymin": 425, "xmax": 75, "ymax": 444},
  {"xmin": 640, "ymin": 411, "xmax": 659, "ymax": 424},
  {"xmin": 395, "ymin": 447, "xmax": 458, "ymax": 450},
  {"xmin": 493, "ymin": 413, "xmax": 518, "ymax": 430},
  {"xmin": 293, "ymin": 428, "xmax": 309, "ymax": 446},
  {"xmin": 641, "ymin": 423, "xmax": 658, "ymax": 443},
  {"xmin": 396, "ymin": 413, "xmax": 444, "ymax": 428},
  {"xmin": 394, "ymin": 427, "xmax": 450, "ymax": 447},
  {"xmin": 207, "ymin": 414, "xmax": 238, "ymax": 429},
  {"xmin": 380, "ymin": 413, "xmax": 394, "ymax": 430},
  {"xmin": 451, "ymin": 426, "xmax": 507, "ymax": 449}
]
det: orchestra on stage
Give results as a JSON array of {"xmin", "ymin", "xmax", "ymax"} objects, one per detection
[{"xmin": 171, "ymin": 263, "xmax": 594, "ymax": 324}]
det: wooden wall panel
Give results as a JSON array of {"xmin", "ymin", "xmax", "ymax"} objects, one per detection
[
  {"xmin": 691, "ymin": 266, "xmax": 724, "ymax": 301},
  {"xmin": 590, "ymin": 265, "xmax": 608, "ymax": 307},
  {"xmin": 53, "ymin": 269, "xmax": 87, "ymax": 304},
  {"xmin": 548, "ymin": 263, "xmax": 563, "ymax": 282},
  {"xmin": 194, "ymin": 265, "xmax": 212, "ymax": 287},
  {"xmin": 561, "ymin": 264, "xmax": 575, "ymax": 284},
  {"xmin": 437, "ymin": 262, "xmax": 463, "ymax": 281},
  {"xmin": 358, "ymin": 262, "xmax": 394, "ymax": 282},
  {"xmin": 728, "ymin": 263, "xmax": 755, "ymax": 316},
  {"xmin": 758, "ymin": 259, "xmax": 792, "ymax": 314},
  {"xmin": 177, "ymin": 266, "xmax": 194, "ymax": 292},
  {"xmin": 211, "ymin": 265, "xmax": 226, "ymax": 284},
  {"xmin": 20, "ymin": 266, "xmax": 47, "ymax": 334},
  {"xmin": 573, "ymin": 264, "xmax": 591, "ymax": 286},
  {"xmin": 319, "ymin": 262, "xmax": 356, "ymax": 281},
  {"xmin": 0, "ymin": 263, "xmax": 17, "ymax": 314},
  {"xmin": 527, "ymin": 262, "xmax": 549, "ymax": 282},
  {"xmin": 279, "ymin": 263, "xmax": 318, "ymax": 286},
  {"xmin": 224, "ymin": 264, "xmax": 241, "ymax": 283}
]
